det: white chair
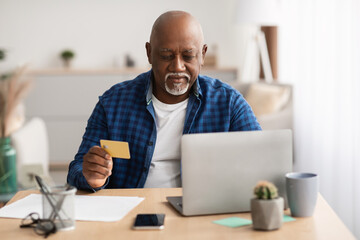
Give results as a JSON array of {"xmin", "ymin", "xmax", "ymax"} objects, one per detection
[{"xmin": 11, "ymin": 117, "xmax": 51, "ymax": 188}]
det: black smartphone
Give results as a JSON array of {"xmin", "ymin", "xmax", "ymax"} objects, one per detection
[{"xmin": 132, "ymin": 214, "xmax": 165, "ymax": 230}]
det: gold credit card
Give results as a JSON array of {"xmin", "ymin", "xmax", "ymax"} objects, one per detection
[{"xmin": 100, "ymin": 139, "xmax": 130, "ymax": 159}]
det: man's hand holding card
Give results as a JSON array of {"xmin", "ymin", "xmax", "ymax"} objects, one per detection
[{"xmin": 82, "ymin": 140, "xmax": 130, "ymax": 189}]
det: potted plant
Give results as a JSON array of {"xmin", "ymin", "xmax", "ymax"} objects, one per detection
[
  {"xmin": 0, "ymin": 67, "xmax": 32, "ymax": 195},
  {"xmin": 60, "ymin": 49, "xmax": 75, "ymax": 68},
  {"xmin": 251, "ymin": 181, "xmax": 284, "ymax": 230},
  {"xmin": 0, "ymin": 49, "xmax": 5, "ymax": 61}
]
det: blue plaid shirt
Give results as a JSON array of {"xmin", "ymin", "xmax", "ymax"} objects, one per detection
[{"xmin": 67, "ymin": 70, "xmax": 261, "ymax": 191}]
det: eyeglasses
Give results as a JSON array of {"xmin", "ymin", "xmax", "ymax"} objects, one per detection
[{"xmin": 20, "ymin": 212, "xmax": 57, "ymax": 238}]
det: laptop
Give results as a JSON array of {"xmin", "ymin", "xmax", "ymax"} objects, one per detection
[{"xmin": 167, "ymin": 129, "xmax": 293, "ymax": 216}]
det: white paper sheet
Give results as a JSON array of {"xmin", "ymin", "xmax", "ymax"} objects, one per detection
[{"xmin": 0, "ymin": 194, "xmax": 144, "ymax": 222}]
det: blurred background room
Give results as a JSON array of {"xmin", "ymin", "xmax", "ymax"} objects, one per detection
[{"xmin": 0, "ymin": 0, "xmax": 359, "ymax": 238}]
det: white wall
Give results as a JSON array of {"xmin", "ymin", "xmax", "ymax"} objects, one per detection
[{"xmin": 0, "ymin": 0, "xmax": 248, "ymax": 71}]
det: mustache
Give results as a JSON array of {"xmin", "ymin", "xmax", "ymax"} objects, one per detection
[{"xmin": 165, "ymin": 72, "xmax": 190, "ymax": 81}]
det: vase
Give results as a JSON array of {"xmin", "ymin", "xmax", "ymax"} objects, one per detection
[
  {"xmin": 251, "ymin": 197, "xmax": 284, "ymax": 231},
  {"xmin": 63, "ymin": 59, "xmax": 72, "ymax": 69},
  {"xmin": 0, "ymin": 137, "xmax": 17, "ymax": 194}
]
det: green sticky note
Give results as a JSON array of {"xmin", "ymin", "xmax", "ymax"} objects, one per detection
[
  {"xmin": 213, "ymin": 217, "xmax": 252, "ymax": 228},
  {"xmin": 283, "ymin": 215, "xmax": 296, "ymax": 222}
]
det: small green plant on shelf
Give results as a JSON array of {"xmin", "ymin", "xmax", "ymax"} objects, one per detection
[
  {"xmin": 0, "ymin": 49, "xmax": 5, "ymax": 61},
  {"xmin": 60, "ymin": 49, "xmax": 75, "ymax": 68},
  {"xmin": 254, "ymin": 180, "xmax": 278, "ymax": 200}
]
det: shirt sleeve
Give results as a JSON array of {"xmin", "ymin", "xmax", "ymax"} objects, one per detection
[
  {"xmin": 230, "ymin": 94, "xmax": 262, "ymax": 131},
  {"xmin": 67, "ymin": 99, "xmax": 111, "ymax": 192}
]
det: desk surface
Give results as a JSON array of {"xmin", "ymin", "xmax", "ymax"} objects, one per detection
[{"xmin": 0, "ymin": 188, "xmax": 356, "ymax": 240}]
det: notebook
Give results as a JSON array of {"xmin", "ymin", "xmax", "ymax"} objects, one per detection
[{"xmin": 167, "ymin": 129, "xmax": 293, "ymax": 216}]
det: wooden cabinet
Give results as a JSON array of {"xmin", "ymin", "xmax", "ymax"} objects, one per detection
[{"xmin": 25, "ymin": 68, "xmax": 237, "ymax": 165}]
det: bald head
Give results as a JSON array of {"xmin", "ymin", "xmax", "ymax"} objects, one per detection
[{"xmin": 149, "ymin": 11, "xmax": 204, "ymax": 46}]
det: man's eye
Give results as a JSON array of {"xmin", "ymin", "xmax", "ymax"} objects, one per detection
[
  {"xmin": 160, "ymin": 55, "xmax": 173, "ymax": 60},
  {"xmin": 183, "ymin": 55, "xmax": 195, "ymax": 61}
]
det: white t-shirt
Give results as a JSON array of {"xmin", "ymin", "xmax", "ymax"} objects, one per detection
[{"xmin": 143, "ymin": 95, "xmax": 188, "ymax": 188}]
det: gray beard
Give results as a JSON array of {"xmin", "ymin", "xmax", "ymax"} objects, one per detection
[{"xmin": 165, "ymin": 81, "xmax": 190, "ymax": 96}]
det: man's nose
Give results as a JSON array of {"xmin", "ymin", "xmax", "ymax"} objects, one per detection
[{"xmin": 169, "ymin": 56, "xmax": 186, "ymax": 72}]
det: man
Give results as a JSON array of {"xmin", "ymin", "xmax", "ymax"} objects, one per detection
[{"xmin": 67, "ymin": 11, "xmax": 261, "ymax": 192}]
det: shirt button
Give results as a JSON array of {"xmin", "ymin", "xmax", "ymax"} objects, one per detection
[
  {"xmin": 148, "ymin": 141, "xmax": 153, "ymax": 146},
  {"xmin": 143, "ymin": 167, "xmax": 147, "ymax": 172}
]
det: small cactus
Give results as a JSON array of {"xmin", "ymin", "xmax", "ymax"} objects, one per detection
[{"xmin": 254, "ymin": 181, "xmax": 278, "ymax": 200}]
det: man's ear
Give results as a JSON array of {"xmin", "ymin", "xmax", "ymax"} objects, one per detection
[
  {"xmin": 201, "ymin": 44, "xmax": 208, "ymax": 66},
  {"xmin": 145, "ymin": 42, "xmax": 152, "ymax": 64}
]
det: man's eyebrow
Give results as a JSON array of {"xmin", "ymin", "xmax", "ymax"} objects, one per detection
[{"xmin": 183, "ymin": 49, "xmax": 194, "ymax": 53}]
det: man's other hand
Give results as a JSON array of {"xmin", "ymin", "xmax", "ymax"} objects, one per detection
[{"xmin": 83, "ymin": 146, "xmax": 113, "ymax": 188}]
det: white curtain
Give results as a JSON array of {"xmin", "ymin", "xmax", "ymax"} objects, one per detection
[{"xmin": 278, "ymin": 0, "xmax": 360, "ymax": 237}]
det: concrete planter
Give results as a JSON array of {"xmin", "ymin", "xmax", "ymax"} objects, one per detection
[{"xmin": 251, "ymin": 197, "xmax": 284, "ymax": 231}]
